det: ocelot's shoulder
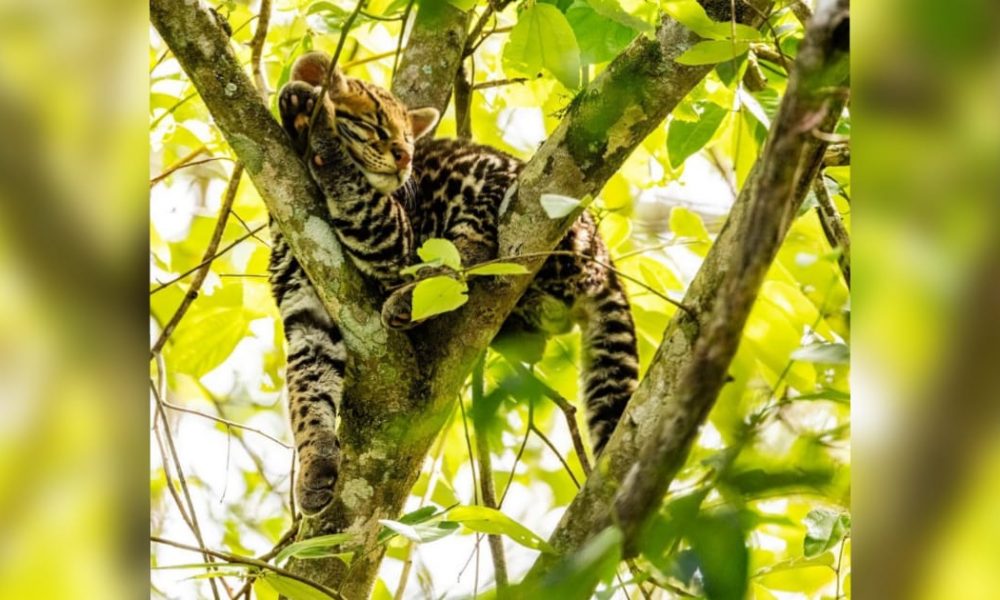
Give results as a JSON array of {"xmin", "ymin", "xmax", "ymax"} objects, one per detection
[{"xmin": 416, "ymin": 136, "xmax": 521, "ymax": 164}]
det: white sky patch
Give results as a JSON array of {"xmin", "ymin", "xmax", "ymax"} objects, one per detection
[{"xmin": 498, "ymin": 107, "xmax": 546, "ymax": 154}]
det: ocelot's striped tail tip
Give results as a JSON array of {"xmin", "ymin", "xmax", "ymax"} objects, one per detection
[{"xmin": 297, "ymin": 483, "xmax": 335, "ymax": 515}]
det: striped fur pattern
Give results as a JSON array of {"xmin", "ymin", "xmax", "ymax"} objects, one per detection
[{"xmin": 272, "ymin": 52, "xmax": 638, "ymax": 513}]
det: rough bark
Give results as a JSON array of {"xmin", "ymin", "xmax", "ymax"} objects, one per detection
[
  {"xmin": 151, "ymin": 0, "xmax": 784, "ymax": 596},
  {"xmin": 390, "ymin": 0, "xmax": 470, "ymax": 114},
  {"xmin": 527, "ymin": 0, "xmax": 850, "ymax": 581}
]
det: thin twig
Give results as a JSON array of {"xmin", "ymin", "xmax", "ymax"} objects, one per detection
[
  {"xmin": 150, "ymin": 223, "xmax": 266, "ymax": 295},
  {"xmin": 249, "ymin": 0, "xmax": 273, "ymax": 101},
  {"xmin": 511, "ymin": 362, "xmax": 591, "ymax": 476},
  {"xmin": 471, "ymin": 76, "xmax": 534, "ymax": 91},
  {"xmin": 306, "ymin": 0, "xmax": 368, "ymax": 154},
  {"xmin": 151, "ymin": 163, "xmax": 244, "ymax": 355},
  {"xmin": 391, "ymin": 0, "xmax": 415, "ymax": 76},
  {"xmin": 360, "ymin": 9, "xmax": 404, "ymax": 21},
  {"xmin": 471, "ymin": 357, "xmax": 509, "ymax": 590},
  {"xmin": 341, "ymin": 49, "xmax": 397, "ymax": 71},
  {"xmin": 812, "ymin": 175, "xmax": 851, "ymax": 287},
  {"xmin": 499, "ymin": 395, "xmax": 532, "ymax": 507},
  {"xmin": 530, "ymin": 422, "xmax": 580, "ymax": 489},
  {"xmin": 151, "ymin": 91, "xmax": 198, "ymax": 128},
  {"xmin": 458, "ymin": 390, "xmax": 480, "ymax": 505},
  {"xmin": 150, "ymin": 145, "xmax": 207, "ymax": 185},
  {"xmin": 232, "ymin": 522, "xmax": 302, "ymax": 599},
  {"xmin": 151, "ymin": 535, "xmax": 342, "ymax": 599},
  {"xmin": 150, "ymin": 380, "xmax": 223, "ymax": 600},
  {"xmin": 160, "ymin": 400, "xmax": 291, "ymax": 449},
  {"xmin": 150, "ymin": 157, "xmax": 233, "ymax": 187}
]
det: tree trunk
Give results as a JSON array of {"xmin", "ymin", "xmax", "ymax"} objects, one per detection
[
  {"xmin": 528, "ymin": 0, "xmax": 850, "ymax": 584},
  {"xmin": 149, "ymin": 0, "xmax": 800, "ymax": 596}
]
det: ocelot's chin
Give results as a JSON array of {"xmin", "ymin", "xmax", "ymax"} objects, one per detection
[{"xmin": 363, "ymin": 168, "xmax": 411, "ymax": 194}]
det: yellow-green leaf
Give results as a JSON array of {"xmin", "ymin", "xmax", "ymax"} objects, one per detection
[
  {"xmin": 669, "ymin": 206, "xmax": 711, "ymax": 241},
  {"xmin": 448, "ymin": 505, "xmax": 556, "ymax": 553},
  {"xmin": 661, "ymin": 0, "xmax": 762, "ymax": 41},
  {"xmin": 259, "ymin": 573, "xmax": 337, "ymax": 600},
  {"xmin": 417, "ymin": 238, "xmax": 462, "ymax": 270},
  {"xmin": 411, "ymin": 276, "xmax": 469, "ymax": 321},
  {"xmin": 503, "ymin": 3, "xmax": 581, "ymax": 89}
]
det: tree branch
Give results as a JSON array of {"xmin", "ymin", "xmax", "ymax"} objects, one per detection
[
  {"xmin": 415, "ymin": 0, "xmax": 773, "ymax": 479},
  {"xmin": 390, "ymin": 1, "xmax": 470, "ymax": 113},
  {"xmin": 471, "ymin": 358, "xmax": 509, "ymax": 591},
  {"xmin": 527, "ymin": 0, "xmax": 850, "ymax": 581},
  {"xmin": 150, "ymin": 0, "xmax": 412, "ymax": 369},
  {"xmin": 151, "ymin": 1, "xmax": 795, "ymax": 597},
  {"xmin": 813, "ymin": 175, "xmax": 851, "ymax": 286}
]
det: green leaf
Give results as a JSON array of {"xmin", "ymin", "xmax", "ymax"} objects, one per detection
[
  {"xmin": 540, "ymin": 193, "xmax": 592, "ymax": 219},
  {"xmin": 669, "ymin": 206, "xmax": 711, "ymax": 241},
  {"xmin": 253, "ymin": 577, "xmax": 279, "ymax": 600},
  {"xmin": 259, "ymin": 573, "xmax": 337, "ymax": 600},
  {"xmin": 754, "ymin": 552, "xmax": 836, "ymax": 577},
  {"xmin": 516, "ymin": 526, "xmax": 623, "ymax": 596},
  {"xmin": 379, "ymin": 519, "xmax": 421, "ymax": 542},
  {"xmin": 791, "ymin": 342, "xmax": 850, "ymax": 364},
  {"xmin": 661, "ymin": 0, "xmax": 762, "ymax": 41},
  {"xmin": 566, "ymin": 1, "xmax": 639, "ymax": 64},
  {"xmin": 411, "ymin": 276, "xmax": 469, "ymax": 321},
  {"xmin": 274, "ymin": 533, "xmax": 354, "ymax": 565},
  {"xmin": 676, "ymin": 40, "xmax": 751, "ymax": 66},
  {"xmin": 667, "ymin": 102, "xmax": 727, "ymax": 167},
  {"xmin": 446, "ymin": 0, "xmax": 478, "ymax": 11},
  {"xmin": 585, "ymin": 0, "xmax": 655, "ymax": 34},
  {"xmin": 793, "ymin": 389, "xmax": 851, "ymax": 404},
  {"xmin": 803, "ymin": 509, "xmax": 850, "ymax": 557},
  {"xmin": 466, "ymin": 262, "xmax": 530, "ymax": 276},
  {"xmin": 168, "ymin": 306, "xmax": 248, "ymax": 376},
  {"xmin": 371, "ymin": 578, "xmax": 394, "ymax": 600},
  {"xmin": 417, "ymin": 238, "xmax": 462, "ymax": 270},
  {"xmin": 688, "ymin": 510, "xmax": 748, "ymax": 600},
  {"xmin": 448, "ymin": 505, "xmax": 556, "ymax": 553},
  {"xmin": 503, "ymin": 3, "xmax": 582, "ymax": 89}
]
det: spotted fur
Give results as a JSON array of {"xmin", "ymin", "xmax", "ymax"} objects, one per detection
[{"xmin": 271, "ymin": 52, "xmax": 639, "ymax": 514}]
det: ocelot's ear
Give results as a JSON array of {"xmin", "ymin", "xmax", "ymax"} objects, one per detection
[
  {"xmin": 326, "ymin": 67, "xmax": 351, "ymax": 100},
  {"xmin": 408, "ymin": 107, "xmax": 440, "ymax": 139},
  {"xmin": 291, "ymin": 52, "xmax": 350, "ymax": 98},
  {"xmin": 291, "ymin": 52, "xmax": 330, "ymax": 86}
]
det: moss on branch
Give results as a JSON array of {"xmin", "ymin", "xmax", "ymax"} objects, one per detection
[{"xmin": 526, "ymin": 0, "xmax": 851, "ymax": 584}]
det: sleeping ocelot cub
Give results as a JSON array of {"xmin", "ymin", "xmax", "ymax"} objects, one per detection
[{"xmin": 269, "ymin": 51, "xmax": 639, "ymax": 514}]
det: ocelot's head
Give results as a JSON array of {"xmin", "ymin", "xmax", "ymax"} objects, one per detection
[{"xmin": 291, "ymin": 52, "xmax": 440, "ymax": 194}]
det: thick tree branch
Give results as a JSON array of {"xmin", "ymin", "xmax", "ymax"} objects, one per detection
[
  {"xmin": 152, "ymin": 0, "xmax": 800, "ymax": 596},
  {"xmin": 390, "ymin": 0, "xmax": 470, "ymax": 113},
  {"xmin": 528, "ymin": 0, "xmax": 850, "ymax": 580},
  {"xmin": 415, "ymin": 0, "xmax": 772, "ymax": 465},
  {"xmin": 150, "ymin": 0, "xmax": 413, "ymax": 371}
]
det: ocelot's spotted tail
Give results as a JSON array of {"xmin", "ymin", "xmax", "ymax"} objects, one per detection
[{"xmin": 271, "ymin": 51, "xmax": 639, "ymax": 514}]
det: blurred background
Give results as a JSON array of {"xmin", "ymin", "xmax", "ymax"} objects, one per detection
[{"xmin": 0, "ymin": 0, "xmax": 996, "ymax": 597}]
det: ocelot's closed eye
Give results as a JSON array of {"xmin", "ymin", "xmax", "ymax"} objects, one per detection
[{"xmin": 275, "ymin": 51, "xmax": 638, "ymax": 516}]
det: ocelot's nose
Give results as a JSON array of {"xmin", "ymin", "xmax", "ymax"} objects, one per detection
[{"xmin": 391, "ymin": 147, "xmax": 411, "ymax": 169}]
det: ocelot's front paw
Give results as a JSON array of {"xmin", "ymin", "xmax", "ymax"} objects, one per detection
[
  {"xmin": 296, "ymin": 447, "xmax": 340, "ymax": 515},
  {"xmin": 278, "ymin": 80, "xmax": 322, "ymax": 154},
  {"xmin": 381, "ymin": 284, "xmax": 419, "ymax": 330}
]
